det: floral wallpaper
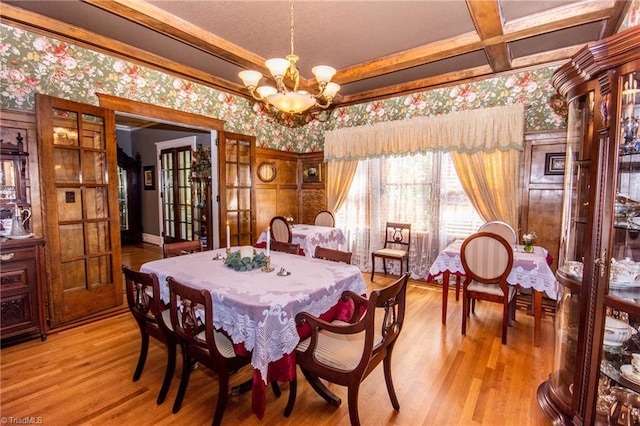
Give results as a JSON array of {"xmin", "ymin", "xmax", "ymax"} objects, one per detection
[{"xmin": 0, "ymin": 22, "xmax": 579, "ymax": 153}]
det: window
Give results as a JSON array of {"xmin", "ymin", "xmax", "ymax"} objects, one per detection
[{"xmin": 335, "ymin": 151, "xmax": 483, "ymax": 278}]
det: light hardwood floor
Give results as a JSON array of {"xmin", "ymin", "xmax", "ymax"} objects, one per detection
[{"xmin": 1, "ymin": 243, "xmax": 555, "ymax": 425}]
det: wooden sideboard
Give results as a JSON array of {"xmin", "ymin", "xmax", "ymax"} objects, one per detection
[{"xmin": 0, "ymin": 238, "xmax": 46, "ymax": 345}]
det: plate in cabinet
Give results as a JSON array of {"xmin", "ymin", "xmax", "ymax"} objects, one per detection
[
  {"xmin": 620, "ymin": 364, "xmax": 640, "ymax": 385},
  {"xmin": 610, "ymin": 280, "xmax": 640, "ymax": 290}
]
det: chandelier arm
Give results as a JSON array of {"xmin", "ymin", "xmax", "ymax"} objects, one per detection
[{"xmin": 314, "ymin": 98, "xmax": 332, "ymax": 109}]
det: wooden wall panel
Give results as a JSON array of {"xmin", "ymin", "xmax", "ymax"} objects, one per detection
[
  {"xmin": 277, "ymin": 159, "xmax": 297, "ymax": 185},
  {"xmin": 255, "ymin": 188, "xmax": 277, "ymax": 235},
  {"xmin": 255, "ymin": 148, "xmax": 301, "ymax": 234},
  {"xmin": 526, "ymin": 189, "xmax": 564, "ymax": 272},
  {"xmin": 301, "ymin": 189, "xmax": 326, "ymax": 224}
]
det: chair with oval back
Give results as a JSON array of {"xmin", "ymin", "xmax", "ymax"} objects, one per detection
[
  {"xmin": 314, "ymin": 210, "xmax": 335, "ymax": 227},
  {"xmin": 460, "ymin": 232, "xmax": 516, "ymax": 345},
  {"xmin": 270, "ymin": 216, "xmax": 292, "ymax": 243},
  {"xmin": 478, "ymin": 221, "xmax": 517, "ymax": 245}
]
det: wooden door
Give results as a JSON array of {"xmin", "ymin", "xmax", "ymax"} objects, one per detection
[
  {"xmin": 218, "ymin": 132, "xmax": 255, "ymax": 247},
  {"xmin": 36, "ymin": 94, "xmax": 122, "ymax": 327},
  {"xmin": 159, "ymin": 146, "xmax": 193, "ymax": 243}
]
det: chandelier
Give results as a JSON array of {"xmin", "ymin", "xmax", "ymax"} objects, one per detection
[{"xmin": 238, "ymin": 0, "xmax": 340, "ymax": 114}]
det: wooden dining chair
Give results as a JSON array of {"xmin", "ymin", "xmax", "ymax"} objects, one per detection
[
  {"xmin": 168, "ymin": 276, "xmax": 253, "ymax": 425},
  {"xmin": 314, "ymin": 246, "xmax": 352, "ymax": 264},
  {"xmin": 162, "ymin": 240, "xmax": 203, "ymax": 258},
  {"xmin": 270, "ymin": 216, "xmax": 292, "ymax": 243},
  {"xmin": 271, "ymin": 240, "xmax": 301, "ymax": 255},
  {"xmin": 122, "ymin": 265, "xmax": 178, "ymax": 405},
  {"xmin": 460, "ymin": 232, "xmax": 516, "ymax": 345},
  {"xmin": 370, "ymin": 222, "xmax": 411, "ymax": 281},
  {"xmin": 478, "ymin": 220, "xmax": 517, "ymax": 245},
  {"xmin": 314, "ymin": 210, "xmax": 335, "ymax": 227},
  {"xmin": 285, "ymin": 273, "xmax": 409, "ymax": 426}
]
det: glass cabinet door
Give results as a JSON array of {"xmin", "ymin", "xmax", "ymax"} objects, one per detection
[
  {"xmin": 600, "ymin": 70, "xmax": 640, "ymax": 414},
  {"xmin": 552, "ymin": 89, "xmax": 595, "ymax": 411}
]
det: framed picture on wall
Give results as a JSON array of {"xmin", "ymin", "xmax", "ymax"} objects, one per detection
[
  {"xmin": 143, "ymin": 166, "xmax": 156, "ymax": 190},
  {"xmin": 302, "ymin": 162, "xmax": 321, "ymax": 183},
  {"xmin": 544, "ymin": 153, "xmax": 566, "ymax": 175}
]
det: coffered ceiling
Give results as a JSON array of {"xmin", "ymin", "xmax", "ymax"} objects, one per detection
[{"xmin": 1, "ymin": 0, "xmax": 631, "ymax": 109}]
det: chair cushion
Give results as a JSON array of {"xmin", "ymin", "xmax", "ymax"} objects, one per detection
[
  {"xmin": 296, "ymin": 320, "xmax": 382, "ymax": 371},
  {"xmin": 467, "ymin": 281, "xmax": 516, "ymax": 301},
  {"xmin": 373, "ymin": 248, "xmax": 407, "ymax": 258},
  {"xmin": 195, "ymin": 329, "xmax": 237, "ymax": 358},
  {"xmin": 160, "ymin": 308, "xmax": 174, "ymax": 331}
]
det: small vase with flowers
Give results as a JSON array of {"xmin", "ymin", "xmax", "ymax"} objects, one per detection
[{"xmin": 522, "ymin": 231, "xmax": 537, "ymax": 253}]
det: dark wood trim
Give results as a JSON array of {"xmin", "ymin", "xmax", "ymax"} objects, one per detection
[{"xmin": 97, "ymin": 94, "xmax": 225, "ymax": 130}]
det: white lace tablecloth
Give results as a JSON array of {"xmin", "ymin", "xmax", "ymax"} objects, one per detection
[
  {"xmin": 256, "ymin": 225, "xmax": 346, "ymax": 257},
  {"xmin": 141, "ymin": 247, "xmax": 366, "ymax": 382},
  {"xmin": 428, "ymin": 239, "xmax": 560, "ymax": 300}
]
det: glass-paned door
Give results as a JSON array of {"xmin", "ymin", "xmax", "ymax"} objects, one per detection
[
  {"xmin": 36, "ymin": 94, "xmax": 122, "ymax": 327},
  {"xmin": 160, "ymin": 147, "xmax": 193, "ymax": 243},
  {"xmin": 117, "ymin": 166, "xmax": 128, "ymax": 230},
  {"xmin": 218, "ymin": 132, "xmax": 255, "ymax": 247}
]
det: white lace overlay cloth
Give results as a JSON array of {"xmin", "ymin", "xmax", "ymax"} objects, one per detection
[
  {"xmin": 428, "ymin": 239, "xmax": 560, "ymax": 300},
  {"xmin": 256, "ymin": 225, "xmax": 346, "ymax": 257},
  {"xmin": 141, "ymin": 248, "xmax": 366, "ymax": 382}
]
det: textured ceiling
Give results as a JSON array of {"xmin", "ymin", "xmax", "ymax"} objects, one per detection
[{"xmin": 1, "ymin": 0, "xmax": 631, "ymax": 109}]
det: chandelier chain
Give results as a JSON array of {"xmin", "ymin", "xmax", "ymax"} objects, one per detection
[{"xmin": 290, "ymin": 0, "xmax": 295, "ymax": 56}]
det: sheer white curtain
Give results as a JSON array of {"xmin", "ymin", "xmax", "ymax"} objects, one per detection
[
  {"xmin": 335, "ymin": 152, "xmax": 484, "ymax": 279},
  {"xmin": 327, "ymin": 104, "xmax": 524, "ymax": 278}
]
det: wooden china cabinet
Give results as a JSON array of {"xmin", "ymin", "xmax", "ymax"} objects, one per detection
[
  {"xmin": 0, "ymin": 124, "xmax": 47, "ymax": 344},
  {"xmin": 537, "ymin": 27, "xmax": 640, "ymax": 424}
]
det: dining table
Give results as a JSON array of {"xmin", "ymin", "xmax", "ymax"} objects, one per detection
[
  {"xmin": 426, "ymin": 239, "xmax": 559, "ymax": 347},
  {"xmin": 255, "ymin": 224, "xmax": 346, "ymax": 257},
  {"xmin": 140, "ymin": 246, "xmax": 366, "ymax": 419}
]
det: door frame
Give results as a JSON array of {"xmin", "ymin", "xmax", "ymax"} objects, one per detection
[{"xmin": 97, "ymin": 94, "xmax": 224, "ymax": 248}]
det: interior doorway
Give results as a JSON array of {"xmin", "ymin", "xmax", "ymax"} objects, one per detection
[
  {"xmin": 98, "ymin": 94, "xmax": 225, "ymax": 249},
  {"xmin": 156, "ymin": 138, "xmax": 196, "ymax": 244}
]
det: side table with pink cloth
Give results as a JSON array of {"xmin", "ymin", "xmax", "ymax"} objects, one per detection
[
  {"xmin": 255, "ymin": 224, "xmax": 346, "ymax": 257},
  {"xmin": 141, "ymin": 247, "xmax": 366, "ymax": 419},
  {"xmin": 426, "ymin": 239, "xmax": 559, "ymax": 346}
]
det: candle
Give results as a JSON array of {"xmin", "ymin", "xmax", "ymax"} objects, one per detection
[
  {"xmin": 240, "ymin": 245, "xmax": 253, "ymax": 259},
  {"xmin": 226, "ymin": 221, "xmax": 230, "ymax": 250},
  {"xmin": 266, "ymin": 226, "xmax": 270, "ymax": 257}
]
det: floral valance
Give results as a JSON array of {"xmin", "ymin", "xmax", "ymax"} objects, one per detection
[{"xmin": 324, "ymin": 103, "xmax": 525, "ymax": 161}]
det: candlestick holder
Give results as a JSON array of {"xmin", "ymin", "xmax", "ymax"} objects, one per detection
[{"xmin": 261, "ymin": 255, "xmax": 274, "ymax": 272}]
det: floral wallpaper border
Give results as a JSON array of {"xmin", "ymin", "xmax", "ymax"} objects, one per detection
[{"xmin": 5, "ymin": 10, "xmax": 638, "ymax": 153}]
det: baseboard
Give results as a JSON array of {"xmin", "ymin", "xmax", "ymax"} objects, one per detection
[{"xmin": 142, "ymin": 233, "xmax": 162, "ymax": 246}]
